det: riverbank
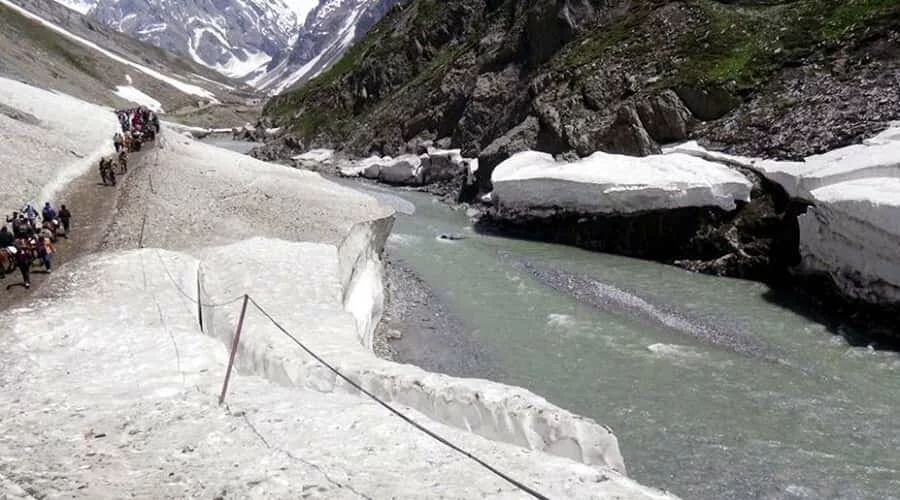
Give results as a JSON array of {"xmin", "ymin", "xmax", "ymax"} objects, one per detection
[
  {"xmin": 317, "ymin": 131, "xmax": 900, "ymax": 346},
  {"xmin": 376, "ymin": 255, "xmax": 505, "ymax": 380},
  {"xmin": 344, "ymin": 182, "xmax": 900, "ymax": 500}
]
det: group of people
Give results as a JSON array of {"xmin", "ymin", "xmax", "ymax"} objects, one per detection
[
  {"xmin": 104, "ymin": 107, "xmax": 160, "ymax": 185},
  {"xmin": 116, "ymin": 106, "xmax": 159, "ymax": 145},
  {"xmin": 0, "ymin": 202, "xmax": 71, "ymax": 289}
]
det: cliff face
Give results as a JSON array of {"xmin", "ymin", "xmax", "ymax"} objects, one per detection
[{"xmin": 262, "ymin": 0, "xmax": 899, "ymax": 195}]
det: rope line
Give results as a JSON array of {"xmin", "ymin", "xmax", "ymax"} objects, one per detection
[
  {"xmin": 246, "ymin": 296, "xmax": 550, "ymax": 500},
  {"xmin": 152, "ymin": 250, "xmax": 244, "ymax": 309},
  {"xmin": 141, "ymin": 127, "xmax": 547, "ymax": 499}
]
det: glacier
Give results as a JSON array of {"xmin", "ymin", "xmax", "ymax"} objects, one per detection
[
  {"xmin": 492, "ymin": 128, "xmax": 900, "ymax": 307},
  {"xmin": 665, "ymin": 124, "xmax": 900, "ymax": 304},
  {"xmin": 0, "ymin": 77, "xmax": 675, "ymax": 498},
  {"xmin": 491, "ymin": 150, "xmax": 753, "ymax": 214},
  {"xmin": 0, "ymin": 245, "xmax": 673, "ymax": 499}
]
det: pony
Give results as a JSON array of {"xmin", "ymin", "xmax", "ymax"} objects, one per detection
[
  {"xmin": 0, "ymin": 246, "xmax": 16, "ymax": 277},
  {"xmin": 117, "ymin": 150, "xmax": 128, "ymax": 174},
  {"xmin": 99, "ymin": 155, "xmax": 117, "ymax": 186}
]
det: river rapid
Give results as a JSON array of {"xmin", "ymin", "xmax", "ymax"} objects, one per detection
[{"xmin": 209, "ymin": 138, "xmax": 900, "ymax": 500}]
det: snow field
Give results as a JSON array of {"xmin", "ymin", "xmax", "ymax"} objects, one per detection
[
  {"xmin": 196, "ymin": 236, "xmax": 629, "ymax": 473},
  {"xmin": 0, "ymin": 77, "xmax": 117, "ymax": 216}
]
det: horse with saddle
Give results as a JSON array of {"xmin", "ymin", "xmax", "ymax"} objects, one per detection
[{"xmin": 0, "ymin": 235, "xmax": 53, "ymax": 278}]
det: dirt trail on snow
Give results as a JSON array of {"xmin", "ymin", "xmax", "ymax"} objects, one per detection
[{"xmin": 0, "ymin": 142, "xmax": 157, "ymax": 310}]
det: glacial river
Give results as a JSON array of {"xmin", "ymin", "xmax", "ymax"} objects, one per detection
[{"xmin": 211, "ymin": 139, "xmax": 900, "ymax": 500}]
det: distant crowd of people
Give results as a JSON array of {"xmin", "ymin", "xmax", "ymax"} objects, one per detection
[
  {"xmin": 116, "ymin": 106, "xmax": 159, "ymax": 143},
  {"xmin": 1, "ymin": 202, "xmax": 71, "ymax": 289},
  {"xmin": 103, "ymin": 106, "xmax": 160, "ymax": 185}
]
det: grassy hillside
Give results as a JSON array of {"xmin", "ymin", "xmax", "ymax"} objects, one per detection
[{"xmin": 264, "ymin": 0, "xmax": 899, "ymax": 169}]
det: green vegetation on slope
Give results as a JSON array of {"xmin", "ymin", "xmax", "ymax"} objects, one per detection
[
  {"xmin": 675, "ymin": 0, "xmax": 900, "ymax": 88},
  {"xmin": 264, "ymin": 0, "xmax": 899, "ymax": 149}
]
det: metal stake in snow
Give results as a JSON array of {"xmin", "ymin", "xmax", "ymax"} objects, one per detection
[{"xmin": 219, "ymin": 294, "xmax": 249, "ymax": 405}]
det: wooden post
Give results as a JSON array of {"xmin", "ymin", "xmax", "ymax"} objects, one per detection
[{"xmin": 219, "ymin": 294, "xmax": 249, "ymax": 405}]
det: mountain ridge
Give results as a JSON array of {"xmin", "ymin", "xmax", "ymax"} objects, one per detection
[{"xmin": 48, "ymin": 0, "xmax": 405, "ymax": 93}]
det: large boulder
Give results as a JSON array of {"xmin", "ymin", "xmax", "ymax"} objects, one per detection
[
  {"xmin": 636, "ymin": 90, "xmax": 694, "ymax": 144},
  {"xmin": 675, "ymin": 85, "xmax": 739, "ymax": 121},
  {"xmin": 600, "ymin": 104, "xmax": 660, "ymax": 157},
  {"xmin": 475, "ymin": 116, "xmax": 541, "ymax": 196},
  {"xmin": 248, "ymin": 135, "xmax": 305, "ymax": 162},
  {"xmin": 422, "ymin": 147, "xmax": 466, "ymax": 184},
  {"xmin": 356, "ymin": 156, "xmax": 386, "ymax": 179},
  {"xmin": 378, "ymin": 154, "xmax": 423, "ymax": 185}
]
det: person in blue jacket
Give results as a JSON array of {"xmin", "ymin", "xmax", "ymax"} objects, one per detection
[{"xmin": 42, "ymin": 202, "xmax": 57, "ymax": 223}]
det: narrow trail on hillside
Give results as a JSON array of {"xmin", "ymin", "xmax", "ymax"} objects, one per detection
[{"xmin": 0, "ymin": 141, "xmax": 156, "ymax": 311}]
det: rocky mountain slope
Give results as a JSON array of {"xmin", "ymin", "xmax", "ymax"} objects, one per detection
[
  {"xmin": 87, "ymin": 0, "xmax": 314, "ymax": 81},
  {"xmin": 51, "ymin": 0, "xmax": 405, "ymax": 93},
  {"xmin": 1, "ymin": 0, "xmax": 255, "ymax": 118},
  {"xmin": 253, "ymin": 0, "xmax": 405, "ymax": 94},
  {"xmin": 262, "ymin": 0, "xmax": 900, "ymax": 195}
]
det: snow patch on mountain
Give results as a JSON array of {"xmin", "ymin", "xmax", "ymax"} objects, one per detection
[
  {"xmin": 50, "ymin": 0, "xmax": 94, "ymax": 14},
  {"xmin": 113, "ymin": 85, "xmax": 163, "ymax": 112},
  {"xmin": 49, "ymin": 0, "xmax": 404, "ymax": 92},
  {"xmin": 2, "ymin": 0, "xmax": 218, "ymax": 102},
  {"xmin": 282, "ymin": 0, "xmax": 319, "ymax": 24}
]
